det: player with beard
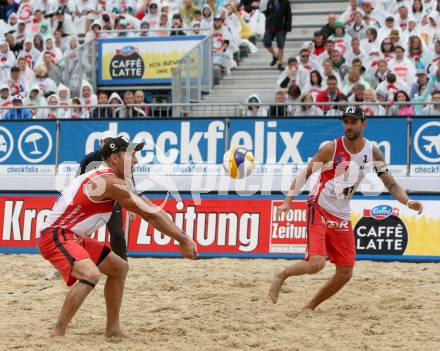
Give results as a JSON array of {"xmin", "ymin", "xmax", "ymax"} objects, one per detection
[{"xmin": 268, "ymin": 106, "xmax": 423, "ymax": 308}]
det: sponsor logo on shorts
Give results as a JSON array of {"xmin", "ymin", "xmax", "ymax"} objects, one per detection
[{"xmin": 321, "ymin": 217, "xmax": 350, "ymax": 231}]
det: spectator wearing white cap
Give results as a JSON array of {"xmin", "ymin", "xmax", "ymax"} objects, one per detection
[
  {"xmin": 3, "ymin": 94, "xmax": 32, "ymax": 119},
  {"xmin": 201, "ymin": 4, "xmax": 214, "ymax": 34},
  {"xmin": 142, "ymin": 2, "xmax": 160, "ymax": 29},
  {"xmin": 18, "ymin": 37, "xmax": 40, "ymax": 68},
  {"xmin": 85, "ymin": 19, "xmax": 103, "ymax": 41},
  {"xmin": 24, "ymin": 84, "xmax": 46, "ymax": 118},
  {"xmin": 57, "ymin": 83, "xmax": 71, "ymax": 116},
  {"xmin": 389, "ymin": 45, "xmax": 417, "ymax": 85},
  {"xmin": 0, "ymin": 41, "xmax": 16, "ymax": 81},
  {"xmin": 0, "ymin": 84, "xmax": 12, "ymax": 118}
]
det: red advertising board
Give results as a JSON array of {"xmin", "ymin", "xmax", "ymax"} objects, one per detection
[{"xmin": 0, "ymin": 195, "xmax": 307, "ymax": 257}]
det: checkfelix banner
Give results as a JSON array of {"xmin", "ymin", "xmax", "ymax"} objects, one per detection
[
  {"xmin": 410, "ymin": 118, "xmax": 440, "ymax": 176},
  {"xmin": 56, "ymin": 118, "xmax": 408, "ymax": 175},
  {"xmin": 0, "ymin": 194, "xmax": 439, "ymax": 261},
  {"xmin": 0, "ymin": 121, "xmax": 56, "ymax": 175},
  {"xmin": 97, "ymin": 36, "xmax": 205, "ymax": 85}
]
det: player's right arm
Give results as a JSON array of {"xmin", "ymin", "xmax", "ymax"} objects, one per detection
[
  {"xmin": 277, "ymin": 141, "xmax": 335, "ymax": 217},
  {"xmin": 97, "ymin": 175, "xmax": 197, "ymax": 259}
]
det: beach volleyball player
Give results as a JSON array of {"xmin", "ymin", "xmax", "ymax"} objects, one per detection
[
  {"xmin": 269, "ymin": 106, "xmax": 423, "ymax": 308},
  {"xmin": 36, "ymin": 136, "xmax": 197, "ymax": 337}
]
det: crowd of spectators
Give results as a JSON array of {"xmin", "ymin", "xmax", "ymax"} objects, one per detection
[
  {"xmin": 253, "ymin": 0, "xmax": 440, "ymax": 117},
  {"xmin": 0, "ymin": 0, "xmax": 267, "ymax": 119}
]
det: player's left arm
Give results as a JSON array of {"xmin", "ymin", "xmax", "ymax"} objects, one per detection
[{"xmin": 373, "ymin": 145, "xmax": 423, "ymax": 214}]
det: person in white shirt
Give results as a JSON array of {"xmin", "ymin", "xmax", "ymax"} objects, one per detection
[
  {"xmin": 419, "ymin": 10, "xmax": 440, "ymax": 46},
  {"xmin": 317, "ymin": 40, "xmax": 335, "ymax": 65},
  {"xmin": 304, "ymin": 70, "xmax": 324, "ymax": 99},
  {"xmin": 277, "ymin": 57, "xmax": 308, "ymax": 89},
  {"xmin": 339, "ymin": 0, "xmax": 362, "ymax": 26},
  {"xmin": 320, "ymin": 58, "xmax": 342, "ymax": 88},
  {"xmin": 297, "ymin": 48, "xmax": 321, "ymax": 74},
  {"xmin": 378, "ymin": 16, "xmax": 398, "ymax": 40},
  {"xmin": 367, "ymin": 58, "xmax": 392, "ymax": 88},
  {"xmin": 293, "ymin": 93, "xmax": 324, "ymax": 116},
  {"xmin": 362, "ymin": 88, "xmax": 386, "ymax": 115},
  {"xmin": 142, "ymin": 2, "xmax": 161, "ymax": 29},
  {"xmin": 345, "ymin": 38, "xmax": 368, "ymax": 68},
  {"xmin": 201, "ymin": 4, "xmax": 214, "ymax": 34},
  {"xmin": 376, "ymin": 72, "xmax": 410, "ymax": 100},
  {"xmin": 411, "ymin": 0, "xmax": 426, "ymax": 24},
  {"xmin": 422, "ymin": 89, "xmax": 440, "ymax": 114},
  {"xmin": 396, "ymin": 3, "xmax": 413, "ymax": 31},
  {"xmin": 389, "ymin": 45, "xmax": 417, "ymax": 86},
  {"xmin": 347, "ymin": 11, "xmax": 367, "ymax": 40}
]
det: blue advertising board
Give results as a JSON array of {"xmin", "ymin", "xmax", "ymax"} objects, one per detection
[
  {"xmin": 0, "ymin": 121, "xmax": 57, "ymax": 175},
  {"xmin": 228, "ymin": 118, "xmax": 408, "ymax": 175},
  {"xmin": 410, "ymin": 118, "xmax": 440, "ymax": 176}
]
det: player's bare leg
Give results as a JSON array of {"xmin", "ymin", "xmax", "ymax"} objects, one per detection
[
  {"xmin": 304, "ymin": 265, "xmax": 353, "ymax": 310},
  {"xmin": 52, "ymin": 259, "xmax": 100, "ymax": 336},
  {"xmin": 98, "ymin": 252, "xmax": 129, "ymax": 338},
  {"xmin": 269, "ymin": 255, "xmax": 325, "ymax": 303}
]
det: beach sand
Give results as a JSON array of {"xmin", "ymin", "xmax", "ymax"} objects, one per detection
[{"xmin": 1, "ymin": 254, "xmax": 439, "ymax": 351}]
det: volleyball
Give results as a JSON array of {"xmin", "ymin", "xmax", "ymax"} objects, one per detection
[{"xmin": 222, "ymin": 146, "xmax": 255, "ymax": 179}]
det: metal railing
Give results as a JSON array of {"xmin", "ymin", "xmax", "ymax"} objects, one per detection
[
  {"xmin": 171, "ymin": 35, "xmax": 213, "ymax": 114},
  {"xmin": 54, "ymin": 39, "xmax": 97, "ymax": 98},
  {"xmin": 1, "ymin": 101, "xmax": 440, "ymax": 119}
]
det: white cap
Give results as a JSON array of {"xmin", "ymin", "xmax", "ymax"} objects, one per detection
[{"xmin": 100, "ymin": 130, "xmax": 117, "ymax": 142}]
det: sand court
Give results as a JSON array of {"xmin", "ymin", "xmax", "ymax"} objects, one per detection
[{"xmin": 1, "ymin": 254, "xmax": 439, "ymax": 351}]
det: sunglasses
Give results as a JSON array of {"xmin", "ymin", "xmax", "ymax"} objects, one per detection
[{"xmin": 301, "ymin": 55, "xmax": 309, "ymax": 58}]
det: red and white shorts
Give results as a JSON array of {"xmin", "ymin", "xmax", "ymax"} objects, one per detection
[
  {"xmin": 305, "ymin": 202, "xmax": 356, "ymax": 267},
  {"xmin": 37, "ymin": 229, "xmax": 111, "ymax": 286}
]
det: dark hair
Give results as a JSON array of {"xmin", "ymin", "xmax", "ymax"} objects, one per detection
[
  {"xmin": 380, "ymin": 38, "xmax": 395, "ymax": 53},
  {"xmin": 288, "ymin": 85, "xmax": 302, "ymax": 99},
  {"xmin": 367, "ymin": 28, "xmax": 377, "ymax": 40},
  {"xmin": 300, "ymin": 48, "xmax": 310, "ymax": 55},
  {"xmin": 326, "ymin": 39, "xmax": 334, "ymax": 45},
  {"xmin": 327, "ymin": 75, "xmax": 337, "ymax": 83},
  {"xmin": 310, "ymin": 70, "xmax": 323, "ymax": 86},
  {"xmin": 98, "ymin": 91, "xmax": 108, "ymax": 98},
  {"xmin": 194, "ymin": 9, "xmax": 202, "ymax": 15},
  {"xmin": 393, "ymin": 90, "xmax": 410, "ymax": 102},
  {"xmin": 352, "ymin": 57, "xmax": 362, "ymax": 65},
  {"xmin": 431, "ymin": 90, "xmax": 440, "ymax": 97},
  {"xmin": 386, "ymin": 73, "xmax": 397, "ymax": 83},
  {"xmin": 412, "ymin": 0, "xmax": 423, "ymax": 13}
]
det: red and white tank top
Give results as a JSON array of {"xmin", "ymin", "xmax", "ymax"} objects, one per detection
[
  {"xmin": 309, "ymin": 137, "xmax": 373, "ymax": 220},
  {"xmin": 38, "ymin": 167, "xmax": 116, "ymax": 237}
]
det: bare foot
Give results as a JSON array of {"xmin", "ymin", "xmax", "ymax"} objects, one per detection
[
  {"xmin": 268, "ymin": 271, "xmax": 285, "ymax": 304},
  {"xmin": 105, "ymin": 329, "xmax": 128, "ymax": 338},
  {"xmin": 51, "ymin": 329, "xmax": 65, "ymax": 337}
]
